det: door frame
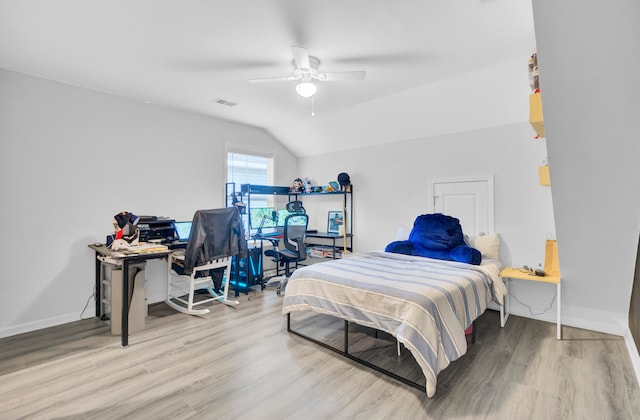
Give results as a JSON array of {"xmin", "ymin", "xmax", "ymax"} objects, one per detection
[{"xmin": 427, "ymin": 175, "xmax": 495, "ymax": 234}]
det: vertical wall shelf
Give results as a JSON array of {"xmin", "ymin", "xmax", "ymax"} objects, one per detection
[
  {"xmin": 529, "ymin": 52, "xmax": 549, "ymax": 186},
  {"xmin": 529, "ymin": 92, "xmax": 545, "ymax": 139}
]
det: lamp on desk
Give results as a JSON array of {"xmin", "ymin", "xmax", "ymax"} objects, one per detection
[{"xmin": 111, "ymin": 211, "xmax": 140, "ymax": 250}]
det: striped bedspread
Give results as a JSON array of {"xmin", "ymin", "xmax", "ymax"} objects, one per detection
[{"xmin": 282, "ymin": 251, "xmax": 505, "ymax": 397}]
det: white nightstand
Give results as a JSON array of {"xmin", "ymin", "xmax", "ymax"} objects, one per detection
[{"xmin": 499, "ymin": 267, "xmax": 562, "ymax": 340}]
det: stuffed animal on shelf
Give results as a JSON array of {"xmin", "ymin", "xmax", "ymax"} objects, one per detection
[
  {"xmin": 303, "ymin": 177, "xmax": 313, "ymax": 193},
  {"xmin": 292, "ymin": 178, "xmax": 303, "ymax": 193}
]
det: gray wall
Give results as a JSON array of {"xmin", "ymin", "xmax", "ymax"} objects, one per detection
[
  {"xmin": 532, "ymin": 0, "xmax": 640, "ymax": 334},
  {"xmin": 0, "ymin": 69, "xmax": 297, "ymax": 337}
]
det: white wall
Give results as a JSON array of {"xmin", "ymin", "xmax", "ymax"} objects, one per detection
[
  {"xmin": 532, "ymin": 1, "xmax": 640, "ymax": 337},
  {"xmin": 0, "ymin": 69, "xmax": 297, "ymax": 337},
  {"xmin": 300, "ymin": 121, "xmax": 559, "ymax": 323}
]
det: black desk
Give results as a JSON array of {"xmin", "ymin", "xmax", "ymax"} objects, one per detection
[
  {"xmin": 305, "ymin": 232, "xmax": 353, "ymax": 259},
  {"xmin": 89, "ymin": 244, "xmax": 171, "ymax": 347}
]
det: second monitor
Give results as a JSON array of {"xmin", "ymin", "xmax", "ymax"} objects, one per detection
[{"xmin": 249, "ymin": 207, "xmax": 276, "ymax": 231}]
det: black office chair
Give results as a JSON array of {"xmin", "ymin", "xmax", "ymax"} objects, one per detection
[{"xmin": 264, "ymin": 201, "xmax": 308, "ymax": 295}]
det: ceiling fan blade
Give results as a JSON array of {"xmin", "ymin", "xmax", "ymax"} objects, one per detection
[
  {"xmin": 248, "ymin": 75, "xmax": 299, "ymax": 83},
  {"xmin": 291, "ymin": 46, "xmax": 310, "ymax": 70},
  {"xmin": 318, "ymin": 71, "xmax": 366, "ymax": 82}
]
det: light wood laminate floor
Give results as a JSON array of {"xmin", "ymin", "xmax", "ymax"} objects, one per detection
[{"xmin": 1, "ymin": 289, "xmax": 639, "ymax": 419}]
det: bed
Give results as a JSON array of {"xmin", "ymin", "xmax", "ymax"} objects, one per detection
[{"xmin": 282, "ymin": 250, "xmax": 505, "ymax": 397}]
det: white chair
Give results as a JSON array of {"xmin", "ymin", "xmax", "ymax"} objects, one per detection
[
  {"xmin": 166, "ymin": 254, "xmax": 238, "ymax": 315},
  {"xmin": 166, "ymin": 207, "xmax": 246, "ymax": 315}
]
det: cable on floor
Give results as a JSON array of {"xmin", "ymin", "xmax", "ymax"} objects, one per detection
[{"xmin": 509, "ymin": 290, "xmax": 557, "ymax": 317}]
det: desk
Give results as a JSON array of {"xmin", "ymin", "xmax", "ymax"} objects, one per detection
[
  {"xmin": 89, "ymin": 244, "xmax": 171, "ymax": 347},
  {"xmin": 499, "ymin": 267, "xmax": 562, "ymax": 339},
  {"xmin": 306, "ymin": 232, "xmax": 353, "ymax": 259}
]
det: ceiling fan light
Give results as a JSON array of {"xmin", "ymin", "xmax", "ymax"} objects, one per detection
[{"xmin": 296, "ymin": 81, "xmax": 317, "ymax": 98}]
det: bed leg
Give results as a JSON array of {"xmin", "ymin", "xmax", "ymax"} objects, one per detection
[
  {"xmin": 344, "ymin": 320, "xmax": 349, "ymax": 354},
  {"xmin": 471, "ymin": 319, "xmax": 477, "ymax": 344}
]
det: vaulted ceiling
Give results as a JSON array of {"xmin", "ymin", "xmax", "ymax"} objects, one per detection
[{"xmin": 0, "ymin": 0, "xmax": 536, "ymax": 157}]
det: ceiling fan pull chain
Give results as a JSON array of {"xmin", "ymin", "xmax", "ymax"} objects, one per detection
[{"xmin": 311, "ymin": 96, "xmax": 315, "ymax": 117}]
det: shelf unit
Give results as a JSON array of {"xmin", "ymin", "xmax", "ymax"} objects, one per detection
[
  {"xmin": 226, "ymin": 182, "xmax": 354, "ymax": 261},
  {"xmin": 289, "ymin": 187, "xmax": 353, "ymax": 259}
]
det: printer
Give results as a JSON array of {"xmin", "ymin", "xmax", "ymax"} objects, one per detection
[{"xmin": 137, "ymin": 216, "xmax": 176, "ymax": 244}]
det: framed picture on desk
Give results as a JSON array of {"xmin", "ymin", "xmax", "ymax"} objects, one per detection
[{"xmin": 327, "ymin": 210, "xmax": 343, "ymax": 234}]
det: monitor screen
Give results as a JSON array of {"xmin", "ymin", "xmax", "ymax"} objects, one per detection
[
  {"xmin": 276, "ymin": 209, "xmax": 292, "ymax": 226},
  {"xmin": 249, "ymin": 207, "xmax": 276, "ymax": 230},
  {"xmin": 277, "ymin": 210, "xmax": 307, "ymax": 226},
  {"xmin": 173, "ymin": 221, "xmax": 192, "ymax": 242}
]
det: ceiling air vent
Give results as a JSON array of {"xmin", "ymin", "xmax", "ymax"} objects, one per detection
[{"xmin": 213, "ymin": 98, "xmax": 237, "ymax": 107}]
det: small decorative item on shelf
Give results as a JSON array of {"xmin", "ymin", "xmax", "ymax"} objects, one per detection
[
  {"xmin": 529, "ymin": 52, "xmax": 539, "ymax": 92},
  {"xmin": 303, "ymin": 177, "xmax": 313, "ymax": 193},
  {"xmin": 327, "ymin": 181, "xmax": 340, "ymax": 192},
  {"xmin": 528, "ymin": 51, "xmax": 544, "ymax": 139},
  {"xmin": 292, "ymin": 178, "xmax": 303, "ymax": 193},
  {"xmin": 337, "ymin": 172, "xmax": 351, "ymax": 192}
]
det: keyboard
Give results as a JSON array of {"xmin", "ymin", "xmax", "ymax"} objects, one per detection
[{"xmin": 255, "ymin": 232, "xmax": 282, "ymax": 238}]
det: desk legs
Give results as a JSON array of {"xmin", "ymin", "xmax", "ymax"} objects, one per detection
[
  {"xmin": 500, "ymin": 279, "xmax": 511, "ymax": 328},
  {"xmin": 94, "ymin": 251, "xmax": 102, "ymax": 317},
  {"xmin": 121, "ymin": 259, "xmax": 129, "ymax": 347},
  {"xmin": 557, "ymin": 282, "xmax": 562, "ymax": 340}
]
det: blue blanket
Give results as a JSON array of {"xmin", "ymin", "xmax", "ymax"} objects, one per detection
[{"xmin": 385, "ymin": 213, "xmax": 481, "ymax": 265}]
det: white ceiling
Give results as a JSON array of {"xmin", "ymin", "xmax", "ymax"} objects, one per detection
[{"xmin": 0, "ymin": 0, "xmax": 536, "ymax": 157}]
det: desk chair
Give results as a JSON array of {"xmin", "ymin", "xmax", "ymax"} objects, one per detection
[
  {"xmin": 166, "ymin": 207, "xmax": 247, "ymax": 315},
  {"xmin": 265, "ymin": 201, "xmax": 309, "ymax": 295}
]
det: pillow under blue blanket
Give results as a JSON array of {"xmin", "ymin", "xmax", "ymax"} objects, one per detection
[{"xmin": 385, "ymin": 241, "xmax": 481, "ymax": 265}]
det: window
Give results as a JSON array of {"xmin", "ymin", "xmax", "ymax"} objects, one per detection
[
  {"xmin": 227, "ymin": 152, "xmax": 274, "ymax": 231},
  {"xmin": 227, "ymin": 152, "xmax": 273, "ymax": 187}
]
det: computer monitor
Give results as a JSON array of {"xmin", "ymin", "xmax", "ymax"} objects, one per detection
[
  {"xmin": 277, "ymin": 209, "xmax": 307, "ymax": 226},
  {"xmin": 276, "ymin": 209, "xmax": 292, "ymax": 227},
  {"xmin": 173, "ymin": 221, "xmax": 193, "ymax": 242},
  {"xmin": 249, "ymin": 207, "xmax": 276, "ymax": 230}
]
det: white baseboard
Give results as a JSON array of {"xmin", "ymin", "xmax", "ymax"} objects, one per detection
[
  {"xmin": 0, "ymin": 312, "xmax": 85, "ymax": 339},
  {"xmin": 624, "ymin": 328, "xmax": 640, "ymax": 388},
  {"xmin": 147, "ymin": 293, "xmax": 166, "ymax": 305}
]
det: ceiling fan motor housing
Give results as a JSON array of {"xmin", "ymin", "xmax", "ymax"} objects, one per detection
[{"xmin": 293, "ymin": 56, "xmax": 321, "ymax": 79}]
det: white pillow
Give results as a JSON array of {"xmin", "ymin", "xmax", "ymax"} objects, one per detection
[
  {"xmin": 468, "ymin": 233, "xmax": 500, "ymax": 260},
  {"xmin": 394, "ymin": 225, "xmax": 411, "ymax": 241}
]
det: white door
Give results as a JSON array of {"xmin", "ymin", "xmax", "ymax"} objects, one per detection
[{"xmin": 428, "ymin": 176, "xmax": 494, "ymax": 236}]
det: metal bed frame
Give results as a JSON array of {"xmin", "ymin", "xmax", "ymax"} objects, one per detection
[{"xmin": 286, "ymin": 312, "xmax": 477, "ymax": 393}]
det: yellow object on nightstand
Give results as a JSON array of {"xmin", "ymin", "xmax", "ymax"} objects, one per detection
[{"xmin": 529, "ymin": 92, "xmax": 545, "ymax": 138}]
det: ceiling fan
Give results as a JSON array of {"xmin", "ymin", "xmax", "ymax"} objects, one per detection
[{"xmin": 248, "ymin": 46, "xmax": 366, "ymax": 98}]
